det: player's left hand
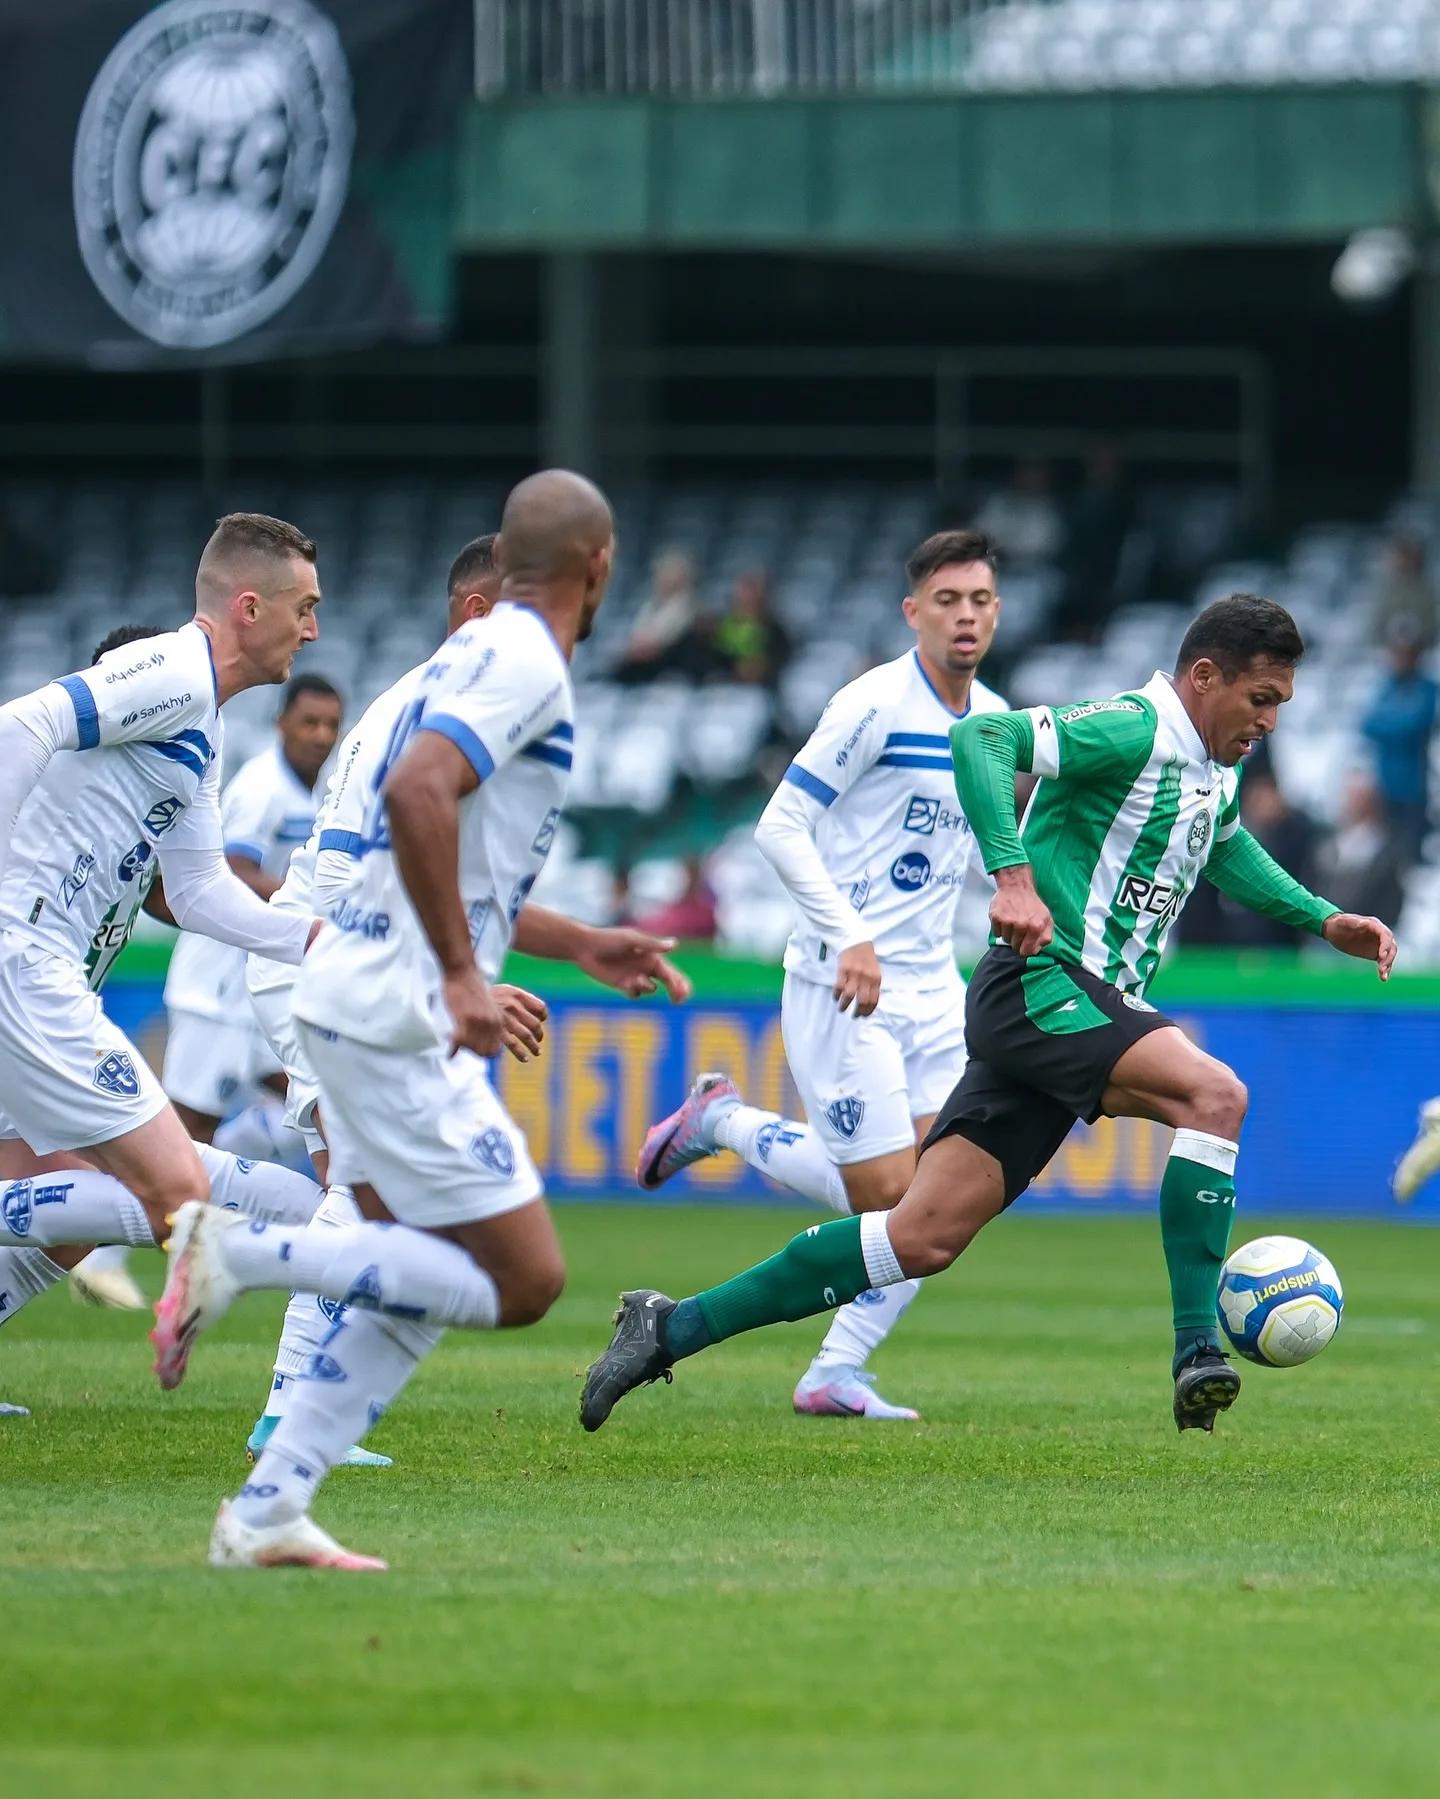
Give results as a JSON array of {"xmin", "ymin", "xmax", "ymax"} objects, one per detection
[
  {"xmin": 1322, "ymin": 911, "xmax": 1398, "ymax": 981},
  {"xmin": 577, "ymin": 928, "xmax": 693, "ymax": 1003},
  {"xmin": 493, "ymin": 983, "xmax": 548, "ymax": 1061}
]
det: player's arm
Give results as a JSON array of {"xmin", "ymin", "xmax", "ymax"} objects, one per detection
[
  {"xmin": 156, "ymin": 781, "xmax": 315, "ymax": 964},
  {"xmin": 0, "ymin": 681, "xmax": 92, "ymax": 874},
  {"xmin": 754, "ymin": 688, "xmax": 889, "ymax": 1015},
  {"xmin": 218, "ymin": 773, "xmax": 284, "ymax": 900},
  {"xmin": 381, "ymin": 729, "xmax": 504, "ymax": 1058},
  {"xmin": 512, "ymin": 904, "xmax": 692, "ymax": 1003},
  {"xmin": 1202, "ymin": 826, "xmax": 1397, "ymax": 980}
]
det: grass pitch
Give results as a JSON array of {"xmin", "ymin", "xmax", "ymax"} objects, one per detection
[{"xmin": 4, "ymin": 1204, "xmax": 1440, "ymax": 1799}]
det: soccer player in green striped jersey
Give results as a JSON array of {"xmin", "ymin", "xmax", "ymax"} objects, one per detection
[{"xmin": 581, "ymin": 593, "xmax": 1397, "ymax": 1436}]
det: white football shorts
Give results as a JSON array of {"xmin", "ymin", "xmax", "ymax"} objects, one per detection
[
  {"xmin": 781, "ymin": 967, "xmax": 969, "ymax": 1166},
  {"xmin": 246, "ymin": 975, "xmax": 323, "ymax": 1153},
  {"xmin": 299, "ymin": 1022, "xmax": 543, "ymax": 1227},
  {"xmin": 0, "ymin": 932, "xmax": 167, "ymax": 1153},
  {"xmin": 161, "ymin": 1009, "xmax": 265, "ymax": 1121}
]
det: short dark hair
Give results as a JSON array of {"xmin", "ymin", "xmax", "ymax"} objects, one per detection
[
  {"xmin": 1175, "ymin": 594, "xmax": 1305, "ymax": 680},
  {"xmin": 281, "ymin": 673, "xmax": 341, "ymax": 713},
  {"xmin": 905, "ymin": 529, "xmax": 999, "ymax": 591},
  {"xmin": 206, "ymin": 513, "xmax": 317, "ymax": 565},
  {"xmin": 91, "ymin": 624, "xmax": 165, "ymax": 665},
  {"xmin": 448, "ymin": 533, "xmax": 498, "ymax": 596}
]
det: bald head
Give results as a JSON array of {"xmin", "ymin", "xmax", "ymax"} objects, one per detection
[
  {"xmin": 497, "ymin": 471, "xmax": 614, "ymax": 583},
  {"xmin": 195, "ymin": 513, "xmax": 317, "ymax": 617}
]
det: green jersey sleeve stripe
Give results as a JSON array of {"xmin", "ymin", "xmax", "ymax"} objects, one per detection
[
  {"xmin": 1203, "ymin": 826, "xmax": 1340, "ymax": 936},
  {"xmin": 949, "ymin": 711, "xmax": 1036, "ymax": 874}
]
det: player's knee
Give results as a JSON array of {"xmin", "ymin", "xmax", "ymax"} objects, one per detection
[
  {"xmin": 499, "ymin": 1254, "xmax": 566, "ymax": 1327},
  {"xmin": 1189, "ymin": 1067, "xmax": 1248, "ymax": 1139}
]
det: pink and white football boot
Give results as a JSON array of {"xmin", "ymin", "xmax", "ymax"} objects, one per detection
[{"xmin": 636, "ymin": 1071, "xmax": 741, "ymax": 1189}]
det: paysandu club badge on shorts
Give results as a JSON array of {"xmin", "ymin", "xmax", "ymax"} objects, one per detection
[{"xmin": 72, "ymin": 0, "xmax": 355, "ymax": 350}]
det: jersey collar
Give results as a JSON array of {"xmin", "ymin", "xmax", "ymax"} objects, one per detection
[
  {"xmin": 911, "ymin": 649, "xmax": 971, "ymax": 719},
  {"xmin": 1143, "ymin": 669, "xmax": 1212, "ymax": 767}
]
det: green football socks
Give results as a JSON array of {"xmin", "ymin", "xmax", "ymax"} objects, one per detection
[
  {"xmin": 1161, "ymin": 1127, "xmax": 1239, "ymax": 1373},
  {"xmin": 662, "ymin": 1216, "xmax": 876, "ymax": 1362}
]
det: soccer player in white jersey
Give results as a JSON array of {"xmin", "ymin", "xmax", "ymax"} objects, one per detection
[
  {"xmin": 164, "ymin": 674, "xmax": 342, "ymax": 1146},
  {"xmin": 241, "ymin": 530, "xmax": 689, "ymax": 1478},
  {"xmin": 634, "ymin": 530, "xmax": 1007, "ymax": 1419},
  {"xmin": 0, "ymin": 515, "xmax": 332, "ymax": 1288},
  {"xmin": 152, "ymin": 471, "xmax": 647, "ymax": 1570}
]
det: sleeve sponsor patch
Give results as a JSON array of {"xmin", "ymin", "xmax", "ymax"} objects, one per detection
[{"xmin": 1055, "ymin": 700, "xmax": 1145, "ymax": 723}]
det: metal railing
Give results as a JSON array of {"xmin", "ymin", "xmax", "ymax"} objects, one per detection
[{"xmin": 473, "ymin": 0, "xmax": 994, "ymax": 98}]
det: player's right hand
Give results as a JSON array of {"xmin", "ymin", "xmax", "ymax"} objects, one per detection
[
  {"xmin": 834, "ymin": 942, "xmax": 882, "ymax": 1016},
  {"xmin": 989, "ymin": 865, "xmax": 1054, "ymax": 957},
  {"xmin": 493, "ymin": 983, "xmax": 548, "ymax": 1062},
  {"xmin": 443, "ymin": 966, "xmax": 508, "ymax": 1060}
]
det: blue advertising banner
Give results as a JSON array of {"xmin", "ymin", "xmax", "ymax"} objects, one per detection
[{"xmin": 103, "ymin": 978, "xmax": 1440, "ymax": 1220}]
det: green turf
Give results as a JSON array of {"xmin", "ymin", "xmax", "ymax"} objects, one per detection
[{"xmin": 4, "ymin": 1206, "xmax": 1439, "ymax": 1798}]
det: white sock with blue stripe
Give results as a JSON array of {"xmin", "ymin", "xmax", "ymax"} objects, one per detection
[
  {"xmin": 810, "ymin": 1278, "xmax": 923, "ymax": 1376},
  {"xmin": 234, "ymin": 1309, "xmax": 442, "ymax": 1529},
  {"xmin": 713, "ymin": 1107, "xmax": 851, "ymax": 1214},
  {"xmin": 0, "ymin": 1247, "xmax": 64, "ymax": 1324},
  {"xmin": 217, "ymin": 1217, "xmax": 501, "ymax": 1330},
  {"xmin": 260, "ymin": 1187, "xmax": 363, "ymax": 1425}
]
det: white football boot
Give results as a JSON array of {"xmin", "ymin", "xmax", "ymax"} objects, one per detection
[
  {"xmin": 150, "ymin": 1201, "xmax": 243, "ymax": 1390},
  {"xmin": 792, "ymin": 1366, "xmax": 919, "ymax": 1420},
  {"xmin": 209, "ymin": 1499, "xmax": 387, "ymax": 1571},
  {"xmin": 1394, "ymin": 1097, "xmax": 1440, "ymax": 1202},
  {"xmin": 69, "ymin": 1247, "xmax": 147, "ymax": 1312}
]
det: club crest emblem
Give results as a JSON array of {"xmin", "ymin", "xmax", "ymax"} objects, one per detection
[
  {"xmin": 470, "ymin": 1128, "xmax": 516, "ymax": 1178},
  {"xmin": 1187, "ymin": 811, "xmax": 1212, "ymax": 858},
  {"xmin": 825, "ymin": 1096, "xmax": 865, "ymax": 1141},
  {"xmin": 73, "ymin": 0, "xmax": 354, "ymax": 350},
  {"xmin": 93, "ymin": 1051, "xmax": 140, "ymax": 1097},
  {"xmin": 1, "ymin": 1182, "xmax": 33, "ymax": 1238}
]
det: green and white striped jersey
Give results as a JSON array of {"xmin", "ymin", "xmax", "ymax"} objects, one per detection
[{"xmin": 1015, "ymin": 671, "xmax": 1240, "ymax": 994}]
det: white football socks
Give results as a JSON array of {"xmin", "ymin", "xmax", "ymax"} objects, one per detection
[
  {"xmin": 0, "ymin": 1148, "xmax": 319, "ymax": 1250},
  {"xmin": 0, "ymin": 1247, "xmax": 64, "ymax": 1323},
  {"xmin": 713, "ymin": 1106, "xmax": 851, "ymax": 1214},
  {"xmin": 216, "ymin": 1217, "xmax": 501, "ymax": 1330},
  {"xmin": 197, "ymin": 1144, "xmax": 322, "ymax": 1225},
  {"xmin": 260, "ymin": 1187, "xmax": 364, "ymax": 1425},
  {"xmin": 234, "ymin": 1309, "xmax": 442, "ymax": 1529},
  {"xmin": 0, "ymin": 1168, "xmax": 154, "ymax": 1248},
  {"xmin": 811, "ymin": 1277, "xmax": 923, "ymax": 1375}
]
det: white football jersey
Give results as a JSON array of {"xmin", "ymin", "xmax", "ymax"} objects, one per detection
[
  {"xmin": 294, "ymin": 603, "xmax": 573, "ymax": 1053},
  {"xmin": 782, "ymin": 649, "xmax": 1008, "ymax": 988},
  {"xmin": 0, "ymin": 623, "xmax": 223, "ymax": 974},
  {"xmin": 247, "ymin": 663, "xmax": 428, "ymax": 997},
  {"xmin": 165, "ymin": 740, "xmax": 322, "ymax": 1021}
]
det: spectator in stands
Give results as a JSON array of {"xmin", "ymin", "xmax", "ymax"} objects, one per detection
[
  {"xmin": 1363, "ymin": 616, "xmax": 1437, "ymax": 868},
  {"xmin": 1313, "ymin": 774, "xmax": 1406, "ymax": 928},
  {"xmin": 708, "ymin": 571, "xmax": 790, "ymax": 688},
  {"xmin": 630, "ymin": 856, "xmax": 717, "ymax": 942},
  {"xmin": 615, "ymin": 550, "xmax": 702, "ymax": 683},
  {"xmin": 1371, "ymin": 534, "xmax": 1437, "ymax": 650},
  {"xmin": 973, "ymin": 459, "xmax": 1064, "ymax": 566},
  {"xmin": 1057, "ymin": 440, "xmax": 1132, "ymax": 642},
  {"xmin": 1227, "ymin": 761, "xmax": 1321, "ymax": 947}
]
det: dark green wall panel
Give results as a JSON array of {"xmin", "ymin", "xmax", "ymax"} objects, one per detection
[
  {"xmin": 662, "ymin": 104, "xmax": 813, "ymax": 240},
  {"xmin": 820, "ymin": 101, "xmax": 966, "ymax": 241},
  {"xmin": 453, "ymin": 88, "xmax": 1423, "ymax": 251}
]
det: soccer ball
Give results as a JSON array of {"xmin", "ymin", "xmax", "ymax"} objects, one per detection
[{"xmin": 1216, "ymin": 1236, "xmax": 1344, "ymax": 1367}]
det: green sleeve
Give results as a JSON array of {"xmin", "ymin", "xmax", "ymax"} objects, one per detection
[
  {"xmin": 1203, "ymin": 827, "xmax": 1340, "ymax": 936},
  {"xmin": 949, "ymin": 711, "xmax": 1035, "ymax": 874},
  {"xmin": 1041, "ymin": 697, "xmax": 1158, "ymax": 782}
]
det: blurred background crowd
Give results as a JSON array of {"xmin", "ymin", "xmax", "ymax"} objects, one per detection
[{"xmin": 5, "ymin": 0, "xmax": 1440, "ymax": 967}]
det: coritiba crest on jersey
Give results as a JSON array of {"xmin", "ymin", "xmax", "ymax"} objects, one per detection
[
  {"xmin": 73, "ymin": 0, "xmax": 354, "ymax": 349},
  {"xmin": 1186, "ymin": 811, "xmax": 1212, "ymax": 858}
]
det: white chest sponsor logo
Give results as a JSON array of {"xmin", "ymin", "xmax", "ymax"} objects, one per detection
[{"xmin": 73, "ymin": 0, "xmax": 354, "ymax": 350}]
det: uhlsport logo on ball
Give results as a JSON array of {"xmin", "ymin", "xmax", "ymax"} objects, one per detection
[
  {"xmin": 1217, "ymin": 1235, "xmax": 1344, "ymax": 1367},
  {"xmin": 72, "ymin": 0, "xmax": 354, "ymax": 350}
]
